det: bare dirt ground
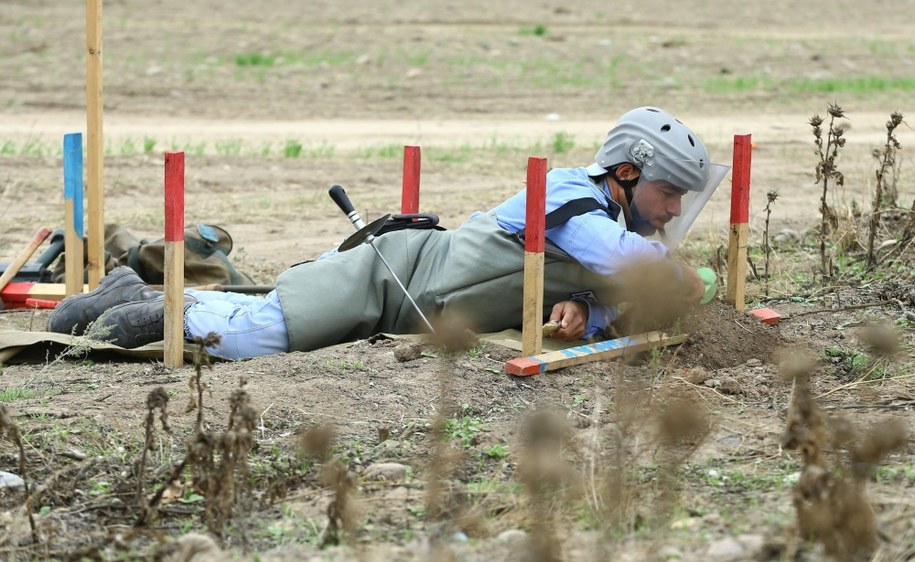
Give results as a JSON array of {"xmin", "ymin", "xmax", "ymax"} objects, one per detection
[{"xmin": 1, "ymin": 1, "xmax": 914, "ymax": 561}]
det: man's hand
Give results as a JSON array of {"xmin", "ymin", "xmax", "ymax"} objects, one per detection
[
  {"xmin": 548, "ymin": 300, "xmax": 588, "ymax": 341},
  {"xmin": 678, "ymin": 264, "xmax": 706, "ymax": 303}
]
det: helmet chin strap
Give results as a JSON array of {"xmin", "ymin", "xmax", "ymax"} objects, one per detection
[
  {"xmin": 607, "ymin": 165, "xmax": 639, "ymax": 230},
  {"xmin": 607, "ymin": 167, "xmax": 657, "ymax": 236}
]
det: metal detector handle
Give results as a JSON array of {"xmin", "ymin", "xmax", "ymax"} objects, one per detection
[{"xmin": 328, "ymin": 184, "xmax": 366, "ymax": 230}]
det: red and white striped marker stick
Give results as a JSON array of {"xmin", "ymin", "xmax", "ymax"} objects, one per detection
[
  {"xmin": 401, "ymin": 145, "xmax": 421, "ymax": 214},
  {"xmin": 725, "ymin": 134, "xmax": 752, "ymax": 311},
  {"xmin": 164, "ymin": 151, "xmax": 185, "ymax": 367},
  {"xmin": 521, "ymin": 157, "xmax": 547, "ymax": 357}
]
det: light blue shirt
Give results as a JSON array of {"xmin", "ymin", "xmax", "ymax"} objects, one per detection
[{"xmin": 485, "ymin": 166, "xmax": 671, "ymax": 338}]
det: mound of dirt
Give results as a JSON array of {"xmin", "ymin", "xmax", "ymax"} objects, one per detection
[{"xmin": 677, "ymin": 300, "xmax": 793, "ymax": 369}]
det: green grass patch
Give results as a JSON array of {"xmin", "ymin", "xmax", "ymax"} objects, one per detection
[
  {"xmin": 354, "ymin": 143, "xmax": 403, "ymax": 159},
  {"xmin": 0, "ymin": 387, "xmax": 38, "ymax": 402},
  {"xmin": 519, "ymin": 24, "xmax": 548, "ymax": 37},
  {"xmin": 235, "ymin": 53, "xmax": 277, "ymax": 67},
  {"xmin": 823, "ymin": 346, "xmax": 884, "ymax": 380},
  {"xmin": 444, "ymin": 412, "xmax": 483, "ymax": 448},
  {"xmin": 705, "ymin": 74, "xmax": 915, "ymax": 94}
]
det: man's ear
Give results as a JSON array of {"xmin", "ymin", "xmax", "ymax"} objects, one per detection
[{"xmin": 615, "ymin": 163, "xmax": 640, "ymax": 181}]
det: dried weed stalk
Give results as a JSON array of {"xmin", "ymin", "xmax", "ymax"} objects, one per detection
[
  {"xmin": 866, "ymin": 111, "xmax": 904, "ymax": 268},
  {"xmin": 652, "ymin": 393, "xmax": 712, "ymax": 517},
  {"xmin": 320, "ymin": 459, "xmax": 358, "ymax": 547},
  {"xmin": 585, "ymin": 354, "xmax": 711, "ymax": 560},
  {"xmin": 296, "ymin": 424, "xmax": 360, "ymax": 547},
  {"xmin": 187, "ymin": 332, "xmax": 221, "ymax": 432},
  {"xmin": 141, "ymin": 341, "xmax": 258, "ymax": 540},
  {"xmin": 190, "ymin": 380, "xmax": 258, "ymax": 536},
  {"xmin": 763, "ymin": 190, "xmax": 779, "ymax": 296},
  {"xmin": 425, "ymin": 319, "xmax": 477, "ymax": 522},
  {"xmin": 518, "ymin": 409, "xmax": 579, "ymax": 562},
  {"xmin": 901, "ymin": 198, "xmax": 915, "ymax": 251},
  {"xmin": 137, "ymin": 387, "xmax": 172, "ymax": 504},
  {"xmin": 810, "ymin": 102, "xmax": 847, "ymax": 277},
  {"xmin": 780, "ymin": 352, "xmax": 907, "ymax": 561},
  {"xmin": 0, "ymin": 404, "xmax": 37, "ymax": 542}
]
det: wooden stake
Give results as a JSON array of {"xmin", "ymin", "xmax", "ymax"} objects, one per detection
[
  {"xmin": 401, "ymin": 145, "xmax": 421, "ymax": 214},
  {"xmin": 725, "ymin": 134, "xmax": 752, "ymax": 311},
  {"xmin": 506, "ymin": 331, "xmax": 688, "ymax": 376},
  {"xmin": 85, "ymin": 0, "xmax": 105, "ymax": 290},
  {"xmin": 521, "ymin": 157, "xmax": 547, "ymax": 357},
  {"xmin": 164, "ymin": 152, "xmax": 185, "ymax": 368},
  {"xmin": 63, "ymin": 133, "xmax": 84, "ymax": 296}
]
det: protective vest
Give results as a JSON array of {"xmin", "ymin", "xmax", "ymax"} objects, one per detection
[{"xmin": 275, "ymin": 213, "xmax": 619, "ymax": 352}]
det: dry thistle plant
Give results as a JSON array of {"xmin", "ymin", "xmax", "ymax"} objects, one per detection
[
  {"xmin": 296, "ymin": 424, "xmax": 360, "ymax": 548},
  {"xmin": 866, "ymin": 111, "xmax": 904, "ymax": 268},
  {"xmin": 423, "ymin": 317, "xmax": 476, "ymax": 531},
  {"xmin": 136, "ymin": 387, "xmax": 172, "ymax": 505},
  {"xmin": 187, "ymin": 332, "xmax": 222, "ymax": 432},
  {"xmin": 517, "ymin": 408, "xmax": 579, "ymax": 562},
  {"xmin": 652, "ymin": 392, "xmax": 712, "ymax": 519},
  {"xmin": 141, "ymin": 375, "xmax": 258, "ymax": 539},
  {"xmin": 0, "ymin": 404, "xmax": 37, "ymax": 542},
  {"xmin": 320, "ymin": 459, "xmax": 358, "ymax": 547},
  {"xmin": 763, "ymin": 190, "xmax": 779, "ymax": 296},
  {"xmin": 810, "ymin": 102, "xmax": 847, "ymax": 277},
  {"xmin": 779, "ymin": 350, "xmax": 908, "ymax": 560}
]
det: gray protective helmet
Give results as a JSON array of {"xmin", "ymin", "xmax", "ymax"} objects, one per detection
[{"xmin": 586, "ymin": 106, "xmax": 711, "ymax": 192}]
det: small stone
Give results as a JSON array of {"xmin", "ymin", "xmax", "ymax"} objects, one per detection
[
  {"xmin": 717, "ymin": 377, "xmax": 742, "ymax": 395},
  {"xmin": 773, "ymin": 229, "xmax": 800, "ymax": 246},
  {"xmin": 669, "ymin": 517, "xmax": 698, "ymax": 531},
  {"xmin": 0, "ymin": 471, "xmax": 25, "ymax": 490},
  {"xmin": 362, "ymin": 462, "xmax": 408, "ymax": 482},
  {"xmin": 496, "ymin": 529, "xmax": 526, "ymax": 543},
  {"xmin": 684, "ymin": 367, "xmax": 709, "ymax": 384},
  {"xmin": 545, "ymin": 113, "xmax": 561, "ymax": 121},
  {"xmin": 706, "ymin": 536, "xmax": 746, "ymax": 561},
  {"xmin": 405, "ymin": 68, "xmax": 422, "ymax": 78},
  {"xmin": 745, "ymin": 358, "xmax": 762, "ymax": 367},
  {"xmin": 737, "ymin": 534, "xmax": 765, "ymax": 552},
  {"xmin": 394, "ymin": 343, "xmax": 423, "ymax": 362},
  {"xmin": 658, "ymin": 545, "xmax": 683, "ymax": 559},
  {"xmin": 377, "ymin": 439, "xmax": 402, "ymax": 451}
]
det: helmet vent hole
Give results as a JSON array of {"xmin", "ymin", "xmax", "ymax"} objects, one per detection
[
  {"xmin": 647, "ymin": 108, "xmax": 660, "ymax": 113},
  {"xmin": 687, "ymin": 134, "xmax": 696, "ymax": 147},
  {"xmin": 660, "ymin": 124, "xmax": 671, "ymax": 132}
]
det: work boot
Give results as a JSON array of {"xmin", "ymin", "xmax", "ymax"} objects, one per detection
[
  {"xmin": 47, "ymin": 266, "xmax": 162, "ymax": 336},
  {"xmin": 92, "ymin": 295, "xmax": 197, "ymax": 349}
]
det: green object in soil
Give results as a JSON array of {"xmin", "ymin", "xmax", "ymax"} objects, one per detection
[{"xmin": 698, "ymin": 267, "xmax": 717, "ymax": 304}]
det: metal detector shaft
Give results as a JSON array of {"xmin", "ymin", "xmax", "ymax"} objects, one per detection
[{"xmin": 328, "ymin": 184, "xmax": 436, "ymax": 334}]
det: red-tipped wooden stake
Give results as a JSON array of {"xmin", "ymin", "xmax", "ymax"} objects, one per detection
[
  {"xmin": 401, "ymin": 145, "xmax": 421, "ymax": 214},
  {"xmin": 85, "ymin": 0, "xmax": 105, "ymax": 290},
  {"xmin": 521, "ymin": 157, "xmax": 547, "ymax": 357},
  {"xmin": 164, "ymin": 152, "xmax": 185, "ymax": 367},
  {"xmin": 726, "ymin": 134, "xmax": 752, "ymax": 311}
]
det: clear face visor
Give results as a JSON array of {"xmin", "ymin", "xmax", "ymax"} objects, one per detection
[{"xmin": 629, "ymin": 161, "xmax": 730, "ymax": 249}]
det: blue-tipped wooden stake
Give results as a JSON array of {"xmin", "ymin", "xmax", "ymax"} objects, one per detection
[{"xmin": 63, "ymin": 132, "xmax": 84, "ymax": 296}]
